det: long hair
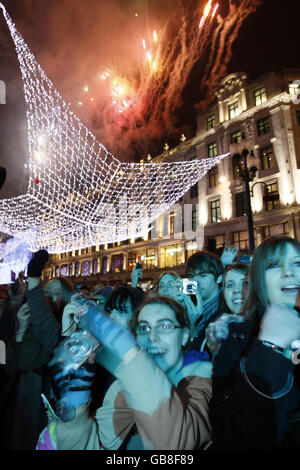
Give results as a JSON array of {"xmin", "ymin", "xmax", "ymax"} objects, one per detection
[
  {"xmin": 242, "ymin": 236, "xmax": 300, "ymax": 321},
  {"xmin": 105, "ymin": 285, "xmax": 145, "ymax": 314}
]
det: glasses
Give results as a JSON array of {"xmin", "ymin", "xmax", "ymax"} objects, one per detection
[
  {"xmin": 136, "ymin": 321, "xmax": 182, "ymax": 336},
  {"xmin": 158, "ymin": 282, "xmax": 174, "ymax": 289}
]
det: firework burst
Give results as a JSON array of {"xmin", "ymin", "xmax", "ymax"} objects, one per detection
[{"xmin": 81, "ymin": 0, "xmax": 260, "ymax": 160}]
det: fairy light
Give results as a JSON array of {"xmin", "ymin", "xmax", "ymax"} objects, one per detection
[{"xmin": 0, "ymin": 3, "xmax": 228, "ymax": 254}]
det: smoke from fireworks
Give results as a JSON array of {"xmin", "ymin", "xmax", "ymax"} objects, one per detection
[
  {"xmin": 0, "ymin": 0, "xmax": 261, "ymax": 165},
  {"xmin": 82, "ymin": 0, "xmax": 261, "ymax": 160}
]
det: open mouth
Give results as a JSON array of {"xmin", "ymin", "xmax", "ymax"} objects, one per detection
[
  {"xmin": 232, "ymin": 298, "xmax": 243, "ymax": 305},
  {"xmin": 147, "ymin": 348, "xmax": 167, "ymax": 359},
  {"xmin": 281, "ymin": 286, "xmax": 300, "ymax": 294}
]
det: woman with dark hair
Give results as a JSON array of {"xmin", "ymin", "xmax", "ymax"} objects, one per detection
[
  {"xmin": 209, "ymin": 236, "xmax": 300, "ymax": 449},
  {"xmin": 222, "ymin": 263, "xmax": 249, "ymax": 315},
  {"xmin": 105, "ymin": 285, "xmax": 145, "ymax": 328},
  {"xmin": 40, "ymin": 295, "xmax": 212, "ymax": 450}
]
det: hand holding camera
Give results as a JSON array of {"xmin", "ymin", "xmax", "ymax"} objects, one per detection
[
  {"xmin": 180, "ymin": 280, "xmax": 203, "ymax": 336},
  {"xmin": 131, "ymin": 262, "xmax": 143, "ymax": 288}
]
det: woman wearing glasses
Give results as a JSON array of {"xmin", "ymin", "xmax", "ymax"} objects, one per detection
[{"xmin": 41, "ymin": 296, "xmax": 212, "ymax": 450}]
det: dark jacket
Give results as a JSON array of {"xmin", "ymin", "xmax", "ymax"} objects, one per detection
[
  {"xmin": 186, "ymin": 291, "xmax": 227, "ymax": 356},
  {"xmin": 209, "ymin": 320, "xmax": 300, "ymax": 449}
]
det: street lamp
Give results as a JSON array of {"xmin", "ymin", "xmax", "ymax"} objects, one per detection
[{"xmin": 230, "ymin": 138, "xmax": 259, "ymax": 254}]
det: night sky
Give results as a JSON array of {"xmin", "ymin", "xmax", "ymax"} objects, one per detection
[{"xmin": 0, "ymin": 0, "xmax": 299, "ymax": 198}]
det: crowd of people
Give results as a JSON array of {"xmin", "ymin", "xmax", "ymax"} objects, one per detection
[{"xmin": 0, "ymin": 234, "xmax": 300, "ymax": 450}]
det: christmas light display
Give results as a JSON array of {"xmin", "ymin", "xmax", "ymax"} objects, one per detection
[{"xmin": 0, "ymin": 3, "xmax": 228, "ymax": 254}]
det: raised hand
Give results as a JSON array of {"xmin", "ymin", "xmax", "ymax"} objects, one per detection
[
  {"xmin": 15, "ymin": 302, "xmax": 31, "ymax": 342},
  {"xmin": 61, "ymin": 301, "xmax": 84, "ymax": 336},
  {"xmin": 27, "ymin": 249, "xmax": 49, "ymax": 278},
  {"xmin": 221, "ymin": 245, "xmax": 239, "ymax": 267},
  {"xmin": 131, "ymin": 263, "xmax": 143, "ymax": 288},
  {"xmin": 182, "ymin": 291, "xmax": 203, "ymax": 339},
  {"xmin": 73, "ymin": 294, "xmax": 137, "ymax": 359}
]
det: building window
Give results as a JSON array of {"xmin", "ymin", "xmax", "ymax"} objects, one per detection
[
  {"xmin": 232, "ymin": 157, "xmax": 241, "ymax": 180},
  {"xmin": 192, "ymin": 209, "xmax": 197, "ymax": 231},
  {"xmin": 260, "ymin": 145, "xmax": 275, "ymax": 170},
  {"xmin": 289, "ymin": 81, "xmax": 300, "ymax": 96},
  {"xmin": 145, "ymin": 248, "xmax": 155, "ymax": 269},
  {"xmin": 208, "ymin": 142, "xmax": 218, "ymax": 187},
  {"xmin": 190, "ymin": 182, "xmax": 198, "ymax": 199},
  {"xmin": 265, "ymin": 182, "xmax": 280, "ymax": 210},
  {"xmin": 233, "ymin": 230, "xmax": 256, "ymax": 251},
  {"xmin": 69, "ymin": 264, "xmax": 73, "ymax": 276},
  {"xmin": 210, "ymin": 199, "xmax": 221, "ymax": 223},
  {"xmin": 230, "ymin": 129, "xmax": 242, "ymax": 144},
  {"xmin": 296, "ymin": 110, "xmax": 300, "ymax": 127},
  {"xmin": 55, "ymin": 266, "xmax": 59, "ymax": 276},
  {"xmin": 208, "ymin": 234, "xmax": 225, "ymax": 252},
  {"xmin": 159, "ymin": 244, "xmax": 183, "ymax": 268},
  {"xmin": 208, "ymin": 142, "xmax": 217, "ymax": 157},
  {"xmin": 207, "ymin": 114, "xmax": 215, "ymax": 130},
  {"xmin": 254, "ymin": 87, "xmax": 267, "ymax": 105},
  {"xmin": 208, "ymin": 166, "xmax": 219, "ymax": 187},
  {"xmin": 75, "ymin": 262, "xmax": 80, "ymax": 277},
  {"xmin": 60, "ymin": 265, "xmax": 68, "ymax": 277},
  {"xmin": 169, "ymin": 211, "xmax": 175, "ymax": 235},
  {"xmin": 101, "ymin": 257, "xmax": 108, "ymax": 274},
  {"xmin": 111, "ymin": 254, "xmax": 124, "ymax": 273},
  {"xmin": 235, "ymin": 192, "xmax": 247, "ymax": 217},
  {"xmin": 93, "ymin": 259, "xmax": 98, "ymax": 275},
  {"xmin": 229, "ymin": 101, "xmax": 240, "ymax": 119},
  {"xmin": 128, "ymin": 252, "xmax": 137, "ymax": 271},
  {"xmin": 262, "ymin": 222, "xmax": 289, "ymax": 239},
  {"xmin": 257, "ymin": 117, "xmax": 270, "ymax": 136},
  {"xmin": 81, "ymin": 260, "xmax": 91, "ymax": 276}
]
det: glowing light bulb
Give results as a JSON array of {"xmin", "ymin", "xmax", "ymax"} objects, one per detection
[{"xmin": 0, "ymin": 1, "xmax": 229, "ymax": 254}]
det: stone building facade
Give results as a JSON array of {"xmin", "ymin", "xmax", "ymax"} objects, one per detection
[{"xmin": 44, "ymin": 69, "xmax": 300, "ymax": 288}]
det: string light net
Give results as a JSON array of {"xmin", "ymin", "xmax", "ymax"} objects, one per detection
[{"xmin": 0, "ymin": 3, "xmax": 228, "ymax": 254}]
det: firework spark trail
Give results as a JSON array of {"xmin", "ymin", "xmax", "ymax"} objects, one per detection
[
  {"xmin": 200, "ymin": 0, "xmax": 261, "ymax": 105},
  {"xmin": 91, "ymin": 0, "xmax": 260, "ymax": 159}
]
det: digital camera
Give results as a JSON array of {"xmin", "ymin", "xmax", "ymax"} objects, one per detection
[{"xmin": 182, "ymin": 280, "xmax": 197, "ymax": 295}]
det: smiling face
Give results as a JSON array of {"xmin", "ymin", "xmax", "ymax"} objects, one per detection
[
  {"xmin": 265, "ymin": 243, "xmax": 300, "ymax": 308},
  {"xmin": 223, "ymin": 269, "xmax": 248, "ymax": 314},
  {"xmin": 157, "ymin": 274, "xmax": 177, "ymax": 297},
  {"xmin": 136, "ymin": 303, "xmax": 189, "ymax": 375}
]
